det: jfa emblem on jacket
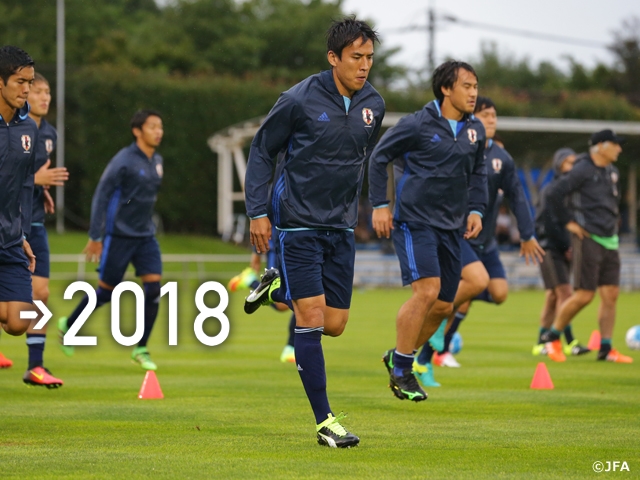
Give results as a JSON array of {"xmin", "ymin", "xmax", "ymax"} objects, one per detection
[
  {"xmin": 362, "ymin": 108, "xmax": 373, "ymax": 125},
  {"xmin": 611, "ymin": 171, "xmax": 618, "ymax": 184},
  {"xmin": 492, "ymin": 158, "xmax": 502, "ymax": 173},
  {"xmin": 21, "ymin": 135, "xmax": 31, "ymax": 152},
  {"xmin": 467, "ymin": 129, "xmax": 477, "ymax": 144},
  {"xmin": 45, "ymin": 139, "xmax": 54, "ymax": 154},
  {"xmin": 156, "ymin": 163, "xmax": 164, "ymax": 178}
]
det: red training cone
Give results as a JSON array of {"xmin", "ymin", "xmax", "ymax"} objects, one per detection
[
  {"xmin": 138, "ymin": 371, "xmax": 164, "ymax": 399},
  {"xmin": 530, "ymin": 362, "xmax": 554, "ymax": 389},
  {"xmin": 587, "ymin": 330, "xmax": 601, "ymax": 351}
]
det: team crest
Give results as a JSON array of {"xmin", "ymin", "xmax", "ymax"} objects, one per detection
[
  {"xmin": 21, "ymin": 135, "xmax": 31, "ymax": 152},
  {"xmin": 362, "ymin": 108, "xmax": 373, "ymax": 125},
  {"xmin": 492, "ymin": 158, "xmax": 503, "ymax": 173},
  {"xmin": 45, "ymin": 139, "xmax": 54, "ymax": 154},
  {"xmin": 467, "ymin": 129, "xmax": 477, "ymax": 144},
  {"xmin": 156, "ymin": 163, "xmax": 164, "ymax": 178},
  {"xmin": 611, "ymin": 171, "xmax": 618, "ymax": 184}
]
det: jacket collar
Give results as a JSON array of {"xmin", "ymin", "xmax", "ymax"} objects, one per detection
[
  {"xmin": 319, "ymin": 69, "xmax": 367, "ymax": 100},
  {"xmin": 129, "ymin": 142, "xmax": 154, "ymax": 161},
  {"xmin": 0, "ymin": 102, "xmax": 31, "ymax": 124},
  {"xmin": 427, "ymin": 100, "xmax": 475, "ymax": 122}
]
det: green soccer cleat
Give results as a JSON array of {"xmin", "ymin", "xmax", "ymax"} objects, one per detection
[
  {"xmin": 244, "ymin": 268, "xmax": 280, "ymax": 314},
  {"xmin": 316, "ymin": 413, "xmax": 359, "ymax": 448},
  {"xmin": 389, "ymin": 368, "xmax": 428, "ymax": 402},
  {"xmin": 428, "ymin": 319, "xmax": 447, "ymax": 352},
  {"xmin": 563, "ymin": 339, "xmax": 591, "ymax": 356},
  {"xmin": 228, "ymin": 267, "xmax": 258, "ymax": 293},
  {"xmin": 532, "ymin": 343, "xmax": 547, "ymax": 356},
  {"xmin": 412, "ymin": 359, "xmax": 441, "ymax": 388},
  {"xmin": 57, "ymin": 317, "xmax": 74, "ymax": 357},
  {"xmin": 381, "ymin": 348, "xmax": 394, "ymax": 375},
  {"xmin": 131, "ymin": 347, "xmax": 157, "ymax": 371},
  {"xmin": 280, "ymin": 344, "xmax": 295, "ymax": 363}
]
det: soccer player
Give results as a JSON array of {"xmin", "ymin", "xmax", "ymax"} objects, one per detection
[
  {"xmin": 541, "ymin": 130, "xmax": 632, "ymax": 363},
  {"xmin": 533, "ymin": 148, "xmax": 590, "ymax": 356},
  {"xmin": 368, "ymin": 60, "xmax": 488, "ymax": 401},
  {"xmin": 0, "ymin": 45, "xmax": 38, "ymax": 344},
  {"xmin": 228, "ymin": 224, "xmax": 296, "ymax": 363},
  {"xmin": 242, "ymin": 18, "xmax": 384, "ymax": 448},
  {"xmin": 21, "ymin": 72, "xmax": 69, "ymax": 388},
  {"xmin": 413, "ymin": 96, "xmax": 544, "ymax": 383},
  {"xmin": 57, "ymin": 110, "xmax": 165, "ymax": 370}
]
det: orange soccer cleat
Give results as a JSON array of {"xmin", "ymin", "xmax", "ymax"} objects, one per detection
[
  {"xmin": 544, "ymin": 340, "xmax": 566, "ymax": 362},
  {"xmin": 23, "ymin": 366, "xmax": 64, "ymax": 388},
  {"xmin": 598, "ymin": 348, "xmax": 633, "ymax": 364},
  {"xmin": 0, "ymin": 352, "xmax": 13, "ymax": 368}
]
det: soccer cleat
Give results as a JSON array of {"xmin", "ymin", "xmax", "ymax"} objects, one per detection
[
  {"xmin": 428, "ymin": 319, "xmax": 446, "ymax": 352},
  {"xmin": 381, "ymin": 348, "xmax": 394, "ymax": 375},
  {"xmin": 244, "ymin": 268, "xmax": 280, "ymax": 314},
  {"xmin": 564, "ymin": 339, "xmax": 591, "ymax": 356},
  {"xmin": 280, "ymin": 344, "xmax": 295, "ymax": 363},
  {"xmin": 57, "ymin": 317, "xmax": 74, "ymax": 357},
  {"xmin": 433, "ymin": 351, "xmax": 460, "ymax": 368},
  {"xmin": 227, "ymin": 267, "xmax": 258, "ymax": 293},
  {"xmin": 412, "ymin": 360, "xmax": 440, "ymax": 387},
  {"xmin": 316, "ymin": 413, "xmax": 359, "ymax": 448},
  {"xmin": 389, "ymin": 368, "xmax": 428, "ymax": 402},
  {"xmin": 597, "ymin": 348, "xmax": 633, "ymax": 363},
  {"xmin": 131, "ymin": 347, "xmax": 157, "ymax": 371},
  {"xmin": 532, "ymin": 343, "xmax": 548, "ymax": 356},
  {"xmin": 544, "ymin": 340, "xmax": 566, "ymax": 362},
  {"xmin": 22, "ymin": 366, "xmax": 63, "ymax": 388},
  {"xmin": 0, "ymin": 352, "xmax": 13, "ymax": 368}
]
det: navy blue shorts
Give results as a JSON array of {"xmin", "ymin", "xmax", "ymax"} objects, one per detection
[
  {"xmin": 0, "ymin": 244, "xmax": 32, "ymax": 302},
  {"xmin": 28, "ymin": 225, "xmax": 50, "ymax": 278},
  {"xmin": 99, "ymin": 235, "xmax": 162, "ymax": 286},
  {"xmin": 392, "ymin": 222, "xmax": 461, "ymax": 303},
  {"xmin": 461, "ymin": 240, "xmax": 506, "ymax": 279},
  {"xmin": 277, "ymin": 229, "xmax": 355, "ymax": 309}
]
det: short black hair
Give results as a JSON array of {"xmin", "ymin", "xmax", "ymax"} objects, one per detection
[
  {"xmin": 33, "ymin": 72, "xmax": 49, "ymax": 86},
  {"xmin": 326, "ymin": 16, "xmax": 379, "ymax": 59},
  {"xmin": 130, "ymin": 109, "xmax": 162, "ymax": 134},
  {"xmin": 431, "ymin": 60, "xmax": 478, "ymax": 102},
  {"xmin": 0, "ymin": 45, "xmax": 34, "ymax": 84},
  {"xmin": 474, "ymin": 96, "xmax": 495, "ymax": 114}
]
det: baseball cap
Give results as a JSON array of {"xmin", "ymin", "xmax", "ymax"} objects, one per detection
[{"xmin": 589, "ymin": 129, "xmax": 625, "ymax": 146}]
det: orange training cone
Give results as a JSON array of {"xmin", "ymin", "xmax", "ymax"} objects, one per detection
[
  {"xmin": 138, "ymin": 371, "xmax": 164, "ymax": 399},
  {"xmin": 530, "ymin": 362, "xmax": 554, "ymax": 389},
  {"xmin": 587, "ymin": 330, "xmax": 601, "ymax": 351}
]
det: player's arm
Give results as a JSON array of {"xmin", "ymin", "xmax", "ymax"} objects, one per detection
[
  {"xmin": 20, "ymin": 144, "xmax": 37, "ymax": 240},
  {"xmin": 502, "ymin": 158, "xmax": 544, "ymax": 264},
  {"xmin": 546, "ymin": 163, "xmax": 590, "ymax": 239},
  {"xmin": 368, "ymin": 114, "xmax": 417, "ymax": 239},
  {"xmin": 465, "ymin": 136, "xmax": 487, "ymax": 239},
  {"xmin": 245, "ymin": 93, "xmax": 298, "ymax": 253},
  {"xmin": 34, "ymin": 159, "xmax": 69, "ymax": 187},
  {"xmin": 85, "ymin": 159, "xmax": 125, "ymax": 262}
]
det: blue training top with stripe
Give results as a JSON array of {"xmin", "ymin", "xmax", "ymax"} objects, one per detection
[
  {"xmin": 88, "ymin": 142, "xmax": 163, "ymax": 240},
  {"xmin": 245, "ymin": 69, "xmax": 385, "ymax": 230}
]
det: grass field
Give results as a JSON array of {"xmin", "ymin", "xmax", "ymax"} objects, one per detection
[{"xmin": 0, "ymin": 271, "xmax": 639, "ymax": 478}]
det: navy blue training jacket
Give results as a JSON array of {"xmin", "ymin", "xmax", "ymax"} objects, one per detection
[
  {"xmin": 1, "ymin": 103, "xmax": 38, "ymax": 249},
  {"xmin": 245, "ymin": 69, "xmax": 385, "ymax": 230},
  {"xmin": 368, "ymin": 101, "xmax": 487, "ymax": 231},
  {"xmin": 30, "ymin": 119, "xmax": 57, "ymax": 225},
  {"xmin": 468, "ymin": 140, "xmax": 534, "ymax": 252},
  {"xmin": 89, "ymin": 143, "xmax": 163, "ymax": 240}
]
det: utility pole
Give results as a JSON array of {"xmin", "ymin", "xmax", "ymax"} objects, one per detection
[
  {"xmin": 56, "ymin": 0, "xmax": 65, "ymax": 233},
  {"xmin": 427, "ymin": 8, "xmax": 435, "ymax": 74}
]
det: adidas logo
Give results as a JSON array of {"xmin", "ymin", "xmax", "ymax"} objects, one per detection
[
  {"xmin": 318, "ymin": 112, "xmax": 330, "ymax": 122},
  {"xmin": 431, "ymin": 133, "xmax": 441, "ymax": 143},
  {"xmin": 297, "ymin": 364, "xmax": 303, "ymax": 371}
]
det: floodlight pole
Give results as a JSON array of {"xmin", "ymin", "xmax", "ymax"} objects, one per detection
[
  {"xmin": 56, "ymin": 0, "xmax": 65, "ymax": 233},
  {"xmin": 427, "ymin": 8, "xmax": 435, "ymax": 74}
]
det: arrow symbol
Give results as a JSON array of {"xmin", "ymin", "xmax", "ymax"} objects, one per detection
[{"xmin": 21, "ymin": 301, "xmax": 53, "ymax": 330}]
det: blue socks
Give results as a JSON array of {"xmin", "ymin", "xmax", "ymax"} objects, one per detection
[
  {"xmin": 67, "ymin": 287, "xmax": 113, "ymax": 328},
  {"xmin": 442, "ymin": 311, "xmax": 466, "ymax": 353},
  {"xmin": 138, "ymin": 282, "xmax": 161, "ymax": 348},
  {"xmin": 294, "ymin": 327, "xmax": 332, "ymax": 424},
  {"xmin": 26, "ymin": 333, "xmax": 46, "ymax": 369},
  {"xmin": 393, "ymin": 350, "xmax": 414, "ymax": 376}
]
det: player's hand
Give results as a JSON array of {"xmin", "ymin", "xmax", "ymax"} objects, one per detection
[
  {"xmin": 22, "ymin": 239, "xmax": 36, "ymax": 273},
  {"xmin": 250, "ymin": 217, "xmax": 272, "ymax": 254},
  {"xmin": 34, "ymin": 159, "xmax": 69, "ymax": 187},
  {"xmin": 519, "ymin": 237, "xmax": 545, "ymax": 265},
  {"xmin": 566, "ymin": 221, "xmax": 589, "ymax": 240},
  {"xmin": 372, "ymin": 206, "xmax": 394, "ymax": 239},
  {"xmin": 464, "ymin": 213, "xmax": 483, "ymax": 239},
  {"xmin": 83, "ymin": 239, "xmax": 103, "ymax": 263},
  {"xmin": 43, "ymin": 188, "xmax": 55, "ymax": 214}
]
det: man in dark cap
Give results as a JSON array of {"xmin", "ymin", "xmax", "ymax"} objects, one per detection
[
  {"xmin": 533, "ymin": 148, "xmax": 589, "ymax": 357},
  {"xmin": 541, "ymin": 130, "xmax": 632, "ymax": 363}
]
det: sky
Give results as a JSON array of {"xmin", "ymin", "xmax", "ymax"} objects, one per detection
[{"xmin": 342, "ymin": 0, "xmax": 639, "ymax": 78}]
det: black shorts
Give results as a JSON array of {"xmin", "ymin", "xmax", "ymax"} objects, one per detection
[
  {"xmin": 98, "ymin": 235, "xmax": 162, "ymax": 286},
  {"xmin": 460, "ymin": 240, "xmax": 506, "ymax": 279},
  {"xmin": 0, "ymin": 244, "xmax": 32, "ymax": 303},
  {"xmin": 571, "ymin": 236, "xmax": 620, "ymax": 291},
  {"xmin": 539, "ymin": 248, "xmax": 570, "ymax": 290},
  {"xmin": 276, "ymin": 229, "xmax": 355, "ymax": 309}
]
